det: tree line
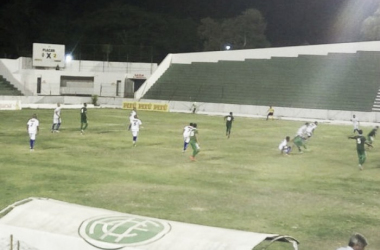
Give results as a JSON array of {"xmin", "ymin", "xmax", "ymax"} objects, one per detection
[{"xmin": 0, "ymin": 0, "xmax": 270, "ymax": 62}]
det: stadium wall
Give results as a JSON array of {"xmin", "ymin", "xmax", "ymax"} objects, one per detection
[
  {"xmin": 0, "ymin": 57, "xmax": 157, "ymax": 97},
  {"xmin": 0, "ymin": 96, "xmax": 129, "ymax": 107},
  {"xmin": 0, "ymin": 95, "xmax": 379, "ymax": 124},
  {"xmin": 142, "ymin": 99, "xmax": 380, "ymax": 124}
]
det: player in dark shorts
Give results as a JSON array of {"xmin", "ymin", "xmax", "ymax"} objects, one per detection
[
  {"xmin": 266, "ymin": 106, "xmax": 274, "ymax": 120},
  {"xmin": 80, "ymin": 103, "xmax": 88, "ymax": 134},
  {"xmin": 224, "ymin": 112, "xmax": 234, "ymax": 138},
  {"xmin": 367, "ymin": 126, "xmax": 379, "ymax": 145}
]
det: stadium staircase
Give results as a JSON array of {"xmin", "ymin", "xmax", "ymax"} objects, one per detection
[
  {"xmin": 0, "ymin": 75, "xmax": 23, "ymax": 96},
  {"xmin": 143, "ymin": 51, "xmax": 380, "ymax": 112},
  {"xmin": 372, "ymin": 79, "xmax": 380, "ymax": 112},
  {"xmin": 373, "ymin": 91, "xmax": 380, "ymax": 111}
]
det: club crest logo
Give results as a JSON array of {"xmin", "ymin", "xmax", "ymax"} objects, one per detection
[{"xmin": 79, "ymin": 215, "xmax": 171, "ymax": 249}]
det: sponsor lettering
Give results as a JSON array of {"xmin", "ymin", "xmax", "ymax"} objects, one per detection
[
  {"xmin": 122, "ymin": 102, "xmax": 168, "ymax": 112},
  {"xmin": 138, "ymin": 103, "xmax": 152, "ymax": 110},
  {"xmin": 122, "ymin": 102, "xmax": 136, "ymax": 109},
  {"xmin": 153, "ymin": 104, "xmax": 168, "ymax": 111}
]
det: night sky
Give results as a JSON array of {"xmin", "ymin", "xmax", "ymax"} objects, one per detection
[
  {"xmin": 1, "ymin": 0, "xmax": 380, "ymax": 60},
  {"xmin": 131, "ymin": 0, "xmax": 380, "ymax": 46}
]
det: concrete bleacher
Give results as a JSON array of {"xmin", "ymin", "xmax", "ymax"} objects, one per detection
[
  {"xmin": 143, "ymin": 51, "xmax": 380, "ymax": 112},
  {"xmin": 0, "ymin": 75, "xmax": 23, "ymax": 96}
]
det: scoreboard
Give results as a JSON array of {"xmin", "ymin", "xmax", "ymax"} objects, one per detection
[{"xmin": 32, "ymin": 43, "xmax": 65, "ymax": 68}]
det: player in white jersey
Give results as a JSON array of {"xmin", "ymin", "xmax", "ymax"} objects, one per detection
[
  {"xmin": 336, "ymin": 233, "xmax": 367, "ymax": 250},
  {"xmin": 128, "ymin": 107, "xmax": 137, "ymax": 130},
  {"xmin": 296, "ymin": 122, "xmax": 309, "ymax": 138},
  {"xmin": 130, "ymin": 115, "xmax": 142, "ymax": 146},
  {"xmin": 293, "ymin": 122, "xmax": 309, "ymax": 152},
  {"xmin": 182, "ymin": 123, "xmax": 194, "ymax": 152},
  {"xmin": 51, "ymin": 103, "xmax": 62, "ymax": 133},
  {"xmin": 351, "ymin": 114, "xmax": 360, "ymax": 134},
  {"xmin": 279, "ymin": 136, "xmax": 291, "ymax": 155},
  {"xmin": 27, "ymin": 114, "xmax": 39, "ymax": 151},
  {"xmin": 306, "ymin": 121, "xmax": 318, "ymax": 138}
]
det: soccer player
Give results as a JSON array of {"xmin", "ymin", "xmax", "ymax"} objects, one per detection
[
  {"xmin": 51, "ymin": 103, "xmax": 61, "ymax": 133},
  {"xmin": 191, "ymin": 102, "xmax": 197, "ymax": 114},
  {"xmin": 80, "ymin": 103, "xmax": 88, "ymax": 134},
  {"xmin": 130, "ymin": 115, "xmax": 142, "ymax": 146},
  {"xmin": 351, "ymin": 114, "xmax": 360, "ymax": 134},
  {"xmin": 297, "ymin": 122, "xmax": 309, "ymax": 138},
  {"xmin": 224, "ymin": 112, "xmax": 234, "ymax": 138},
  {"xmin": 336, "ymin": 233, "xmax": 368, "ymax": 250},
  {"xmin": 182, "ymin": 123, "xmax": 194, "ymax": 152},
  {"xmin": 306, "ymin": 121, "xmax": 318, "ymax": 138},
  {"xmin": 293, "ymin": 122, "xmax": 309, "ymax": 152},
  {"xmin": 348, "ymin": 129, "xmax": 373, "ymax": 170},
  {"xmin": 279, "ymin": 136, "xmax": 291, "ymax": 155},
  {"xmin": 367, "ymin": 126, "xmax": 379, "ymax": 145},
  {"xmin": 27, "ymin": 114, "xmax": 39, "ymax": 151},
  {"xmin": 128, "ymin": 107, "xmax": 137, "ymax": 131},
  {"xmin": 189, "ymin": 123, "xmax": 200, "ymax": 161},
  {"xmin": 266, "ymin": 106, "xmax": 274, "ymax": 120},
  {"xmin": 292, "ymin": 136, "xmax": 306, "ymax": 153}
]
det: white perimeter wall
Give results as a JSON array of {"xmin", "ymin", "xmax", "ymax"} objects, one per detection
[
  {"xmin": 0, "ymin": 95, "xmax": 379, "ymax": 125},
  {"xmin": 145, "ymin": 99, "xmax": 380, "ymax": 125},
  {"xmin": 0, "ymin": 57, "xmax": 157, "ymax": 96}
]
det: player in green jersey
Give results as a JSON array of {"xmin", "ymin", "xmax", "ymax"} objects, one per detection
[
  {"xmin": 189, "ymin": 123, "xmax": 200, "ymax": 161},
  {"xmin": 80, "ymin": 103, "xmax": 88, "ymax": 134},
  {"xmin": 224, "ymin": 112, "xmax": 234, "ymax": 138},
  {"xmin": 367, "ymin": 126, "xmax": 379, "ymax": 145},
  {"xmin": 348, "ymin": 130, "xmax": 373, "ymax": 170}
]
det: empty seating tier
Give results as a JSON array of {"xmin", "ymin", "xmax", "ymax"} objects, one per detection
[
  {"xmin": 143, "ymin": 52, "xmax": 380, "ymax": 112},
  {"xmin": 0, "ymin": 76, "xmax": 23, "ymax": 96}
]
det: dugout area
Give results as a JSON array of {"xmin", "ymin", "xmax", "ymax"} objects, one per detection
[{"xmin": 0, "ymin": 197, "xmax": 299, "ymax": 250}]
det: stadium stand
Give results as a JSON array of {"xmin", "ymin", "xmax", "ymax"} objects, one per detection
[
  {"xmin": 143, "ymin": 51, "xmax": 380, "ymax": 112},
  {"xmin": 0, "ymin": 75, "xmax": 23, "ymax": 96}
]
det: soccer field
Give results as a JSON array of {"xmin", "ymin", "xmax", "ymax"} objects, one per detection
[{"xmin": 1, "ymin": 108, "xmax": 380, "ymax": 249}]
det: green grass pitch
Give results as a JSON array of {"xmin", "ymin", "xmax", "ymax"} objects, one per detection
[{"xmin": 1, "ymin": 108, "xmax": 380, "ymax": 249}]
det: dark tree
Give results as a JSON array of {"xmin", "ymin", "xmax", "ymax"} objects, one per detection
[{"xmin": 198, "ymin": 8, "xmax": 269, "ymax": 51}]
